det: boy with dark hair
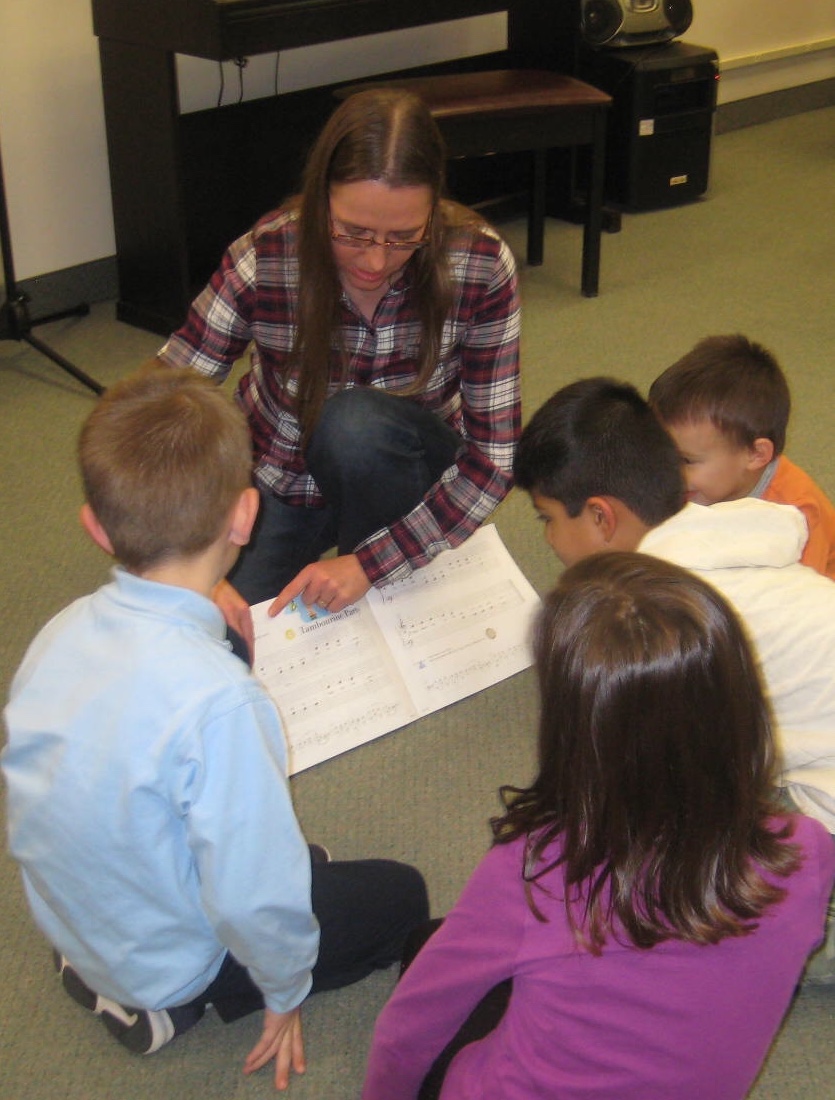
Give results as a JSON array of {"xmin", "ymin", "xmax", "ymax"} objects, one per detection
[
  {"xmin": 2, "ymin": 366, "xmax": 428, "ymax": 1088},
  {"xmin": 515, "ymin": 376, "xmax": 835, "ymax": 981},
  {"xmin": 513, "ymin": 377, "xmax": 684, "ymax": 567},
  {"xmin": 649, "ymin": 334, "xmax": 835, "ymax": 578}
]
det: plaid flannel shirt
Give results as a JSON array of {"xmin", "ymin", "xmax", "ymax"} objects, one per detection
[{"xmin": 159, "ymin": 207, "xmax": 520, "ymax": 586}]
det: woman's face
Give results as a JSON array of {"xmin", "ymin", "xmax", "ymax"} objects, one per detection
[{"xmin": 328, "ymin": 180, "xmax": 433, "ymax": 299}]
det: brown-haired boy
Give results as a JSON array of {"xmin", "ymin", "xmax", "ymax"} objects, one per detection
[
  {"xmin": 649, "ymin": 333, "xmax": 835, "ymax": 579},
  {"xmin": 2, "ymin": 366, "xmax": 427, "ymax": 1088}
]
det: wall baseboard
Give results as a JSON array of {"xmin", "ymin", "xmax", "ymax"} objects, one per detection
[
  {"xmin": 8, "ymin": 81, "xmax": 833, "ymax": 320},
  {"xmin": 7, "ymin": 257, "xmax": 119, "ymax": 324},
  {"xmin": 715, "ymin": 76, "xmax": 835, "ymax": 133}
]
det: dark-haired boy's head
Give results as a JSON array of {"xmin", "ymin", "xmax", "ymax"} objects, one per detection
[
  {"xmin": 648, "ymin": 335, "xmax": 790, "ymax": 506},
  {"xmin": 78, "ymin": 366, "xmax": 254, "ymax": 573},
  {"xmin": 514, "ymin": 378, "xmax": 685, "ymax": 567},
  {"xmin": 515, "ymin": 378, "xmax": 685, "ymax": 510}
]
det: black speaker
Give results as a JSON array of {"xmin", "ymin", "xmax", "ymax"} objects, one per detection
[
  {"xmin": 578, "ymin": 41, "xmax": 718, "ymax": 210},
  {"xmin": 581, "ymin": 0, "xmax": 693, "ymax": 48}
]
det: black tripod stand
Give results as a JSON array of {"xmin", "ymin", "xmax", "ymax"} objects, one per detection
[{"xmin": 0, "ymin": 133, "xmax": 104, "ymax": 396}]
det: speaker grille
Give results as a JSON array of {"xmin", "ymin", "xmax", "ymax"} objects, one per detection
[
  {"xmin": 581, "ymin": 0, "xmax": 624, "ymax": 47},
  {"xmin": 664, "ymin": 0, "xmax": 693, "ymax": 35}
]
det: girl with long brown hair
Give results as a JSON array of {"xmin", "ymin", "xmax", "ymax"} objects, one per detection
[{"xmin": 363, "ymin": 553, "xmax": 834, "ymax": 1100}]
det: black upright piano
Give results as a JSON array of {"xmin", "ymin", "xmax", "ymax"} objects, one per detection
[{"xmin": 92, "ymin": 0, "xmax": 580, "ymax": 334}]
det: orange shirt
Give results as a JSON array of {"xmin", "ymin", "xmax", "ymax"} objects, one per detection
[{"xmin": 762, "ymin": 456, "xmax": 835, "ymax": 580}]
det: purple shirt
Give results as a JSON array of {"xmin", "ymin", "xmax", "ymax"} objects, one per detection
[
  {"xmin": 363, "ymin": 817, "xmax": 834, "ymax": 1100},
  {"xmin": 158, "ymin": 206, "xmax": 521, "ymax": 586}
]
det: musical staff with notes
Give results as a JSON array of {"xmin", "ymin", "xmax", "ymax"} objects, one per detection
[{"xmin": 250, "ymin": 524, "xmax": 541, "ymax": 774}]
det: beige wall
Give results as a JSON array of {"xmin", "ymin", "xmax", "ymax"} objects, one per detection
[{"xmin": 0, "ymin": 0, "xmax": 833, "ymax": 281}]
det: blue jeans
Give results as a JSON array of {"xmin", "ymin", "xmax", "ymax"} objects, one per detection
[{"xmin": 229, "ymin": 388, "xmax": 461, "ymax": 604}]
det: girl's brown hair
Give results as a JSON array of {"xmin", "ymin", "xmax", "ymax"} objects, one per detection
[{"xmin": 492, "ymin": 551, "xmax": 799, "ymax": 953}]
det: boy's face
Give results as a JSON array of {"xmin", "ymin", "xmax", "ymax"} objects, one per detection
[
  {"xmin": 531, "ymin": 493, "xmax": 604, "ymax": 568},
  {"xmin": 664, "ymin": 419, "xmax": 762, "ymax": 506}
]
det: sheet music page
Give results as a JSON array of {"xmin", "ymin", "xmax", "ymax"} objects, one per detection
[
  {"xmin": 251, "ymin": 596, "xmax": 417, "ymax": 775},
  {"xmin": 250, "ymin": 524, "xmax": 541, "ymax": 774},
  {"xmin": 365, "ymin": 524, "xmax": 541, "ymax": 714}
]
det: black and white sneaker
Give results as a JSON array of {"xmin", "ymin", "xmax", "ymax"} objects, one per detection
[{"xmin": 54, "ymin": 953, "xmax": 177, "ymax": 1054}]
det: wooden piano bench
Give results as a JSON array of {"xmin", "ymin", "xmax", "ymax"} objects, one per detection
[{"xmin": 335, "ymin": 69, "xmax": 612, "ymax": 297}]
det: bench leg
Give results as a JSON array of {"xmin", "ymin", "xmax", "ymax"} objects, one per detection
[
  {"xmin": 581, "ymin": 109, "xmax": 607, "ymax": 297},
  {"xmin": 527, "ymin": 148, "xmax": 546, "ymax": 267}
]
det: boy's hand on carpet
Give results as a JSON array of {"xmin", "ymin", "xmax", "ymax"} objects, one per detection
[{"xmin": 243, "ymin": 1006, "xmax": 306, "ymax": 1090}]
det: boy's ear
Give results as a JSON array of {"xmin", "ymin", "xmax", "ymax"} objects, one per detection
[
  {"xmin": 228, "ymin": 487, "xmax": 260, "ymax": 548},
  {"xmin": 586, "ymin": 496, "xmax": 619, "ymax": 545},
  {"xmin": 79, "ymin": 503, "xmax": 115, "ymax": 556},
  {"xmin": 748, "ymin": 437, "xmax": 775, "ymax": 471}
]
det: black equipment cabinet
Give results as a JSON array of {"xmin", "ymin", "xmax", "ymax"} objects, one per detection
[{"xmin": 579, "ymin": 41, "xmax": 718, "ymax": 211}]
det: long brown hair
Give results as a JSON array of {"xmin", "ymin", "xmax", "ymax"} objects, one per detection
[
  {"xmin": 291, "ymin": 88, "xmax": 480, "ymax": 442},
  {"xmin": 492, "ymin": 552, "xmax": 799, "ymax": 953}
]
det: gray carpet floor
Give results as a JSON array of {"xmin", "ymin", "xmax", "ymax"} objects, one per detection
[{"xmin": 1, "ymin": 104, "xmax": 834, "ymax": 1098}]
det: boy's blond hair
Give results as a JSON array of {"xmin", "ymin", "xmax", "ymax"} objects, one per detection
[
  {"xmin": 649, "ymin": 334, "xmax": 790, "ymax": 454},
  {"xmin": 78, "ymin": 366, "xmax": 252, "ymax": 571}
]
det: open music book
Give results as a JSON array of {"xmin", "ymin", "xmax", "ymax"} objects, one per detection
[{"xmin": 251, "ymin": 524, "xmax": 541, "ymax": 774}]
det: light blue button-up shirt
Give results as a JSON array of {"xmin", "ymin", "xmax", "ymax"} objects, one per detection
[{"xmin": 3, "ymin": 568, "xmax": 319, "ymax": 1013}]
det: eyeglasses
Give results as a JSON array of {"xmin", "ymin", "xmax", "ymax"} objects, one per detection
[{"xmin": 329, "ymin": 216, "xmax": 431, "ymax": 253}]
